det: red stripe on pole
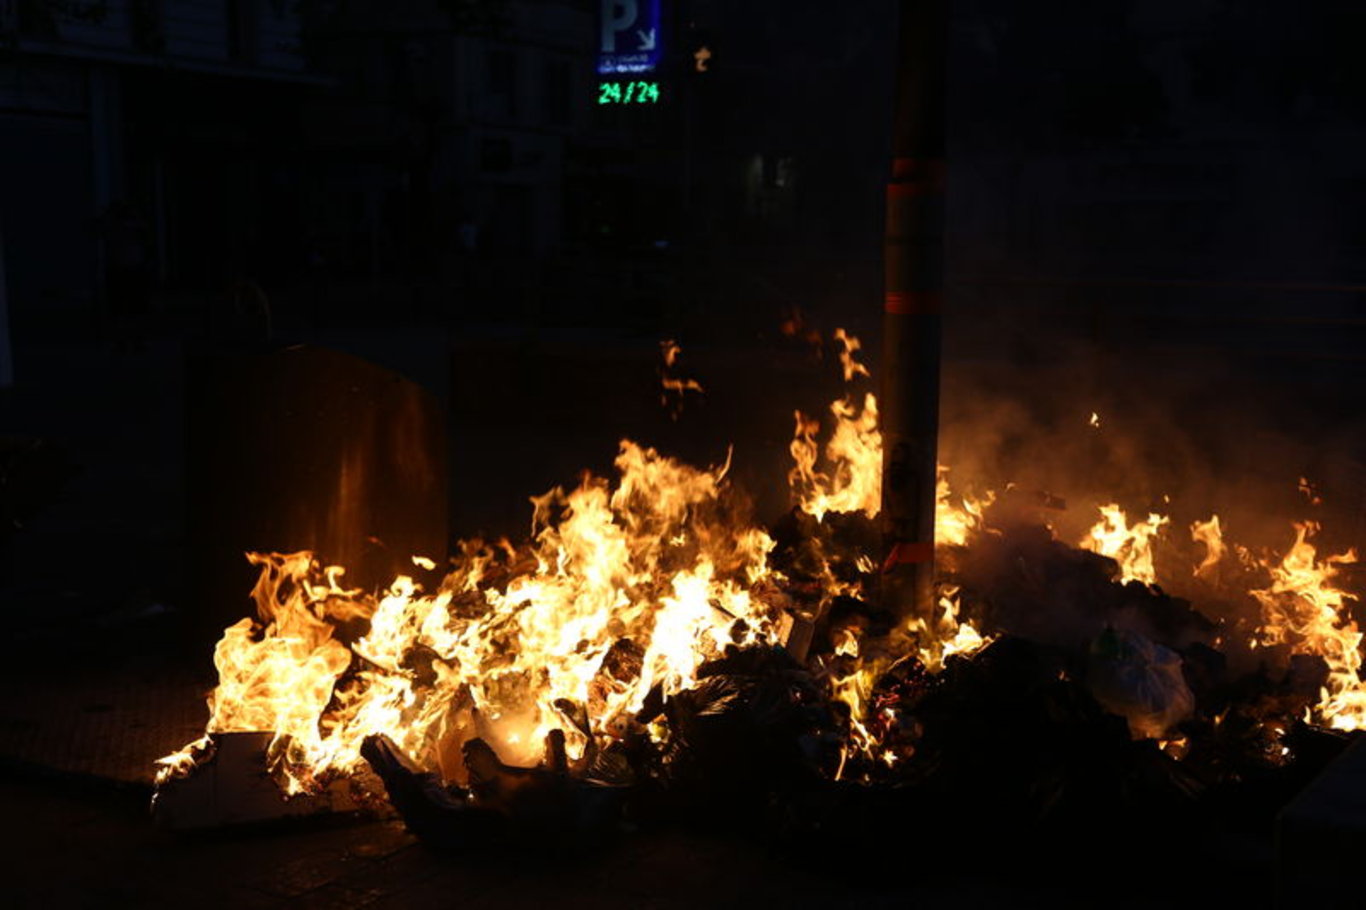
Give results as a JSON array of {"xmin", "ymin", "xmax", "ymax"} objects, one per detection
[
  {"xmin": 886, "ymin": 181, "xmax": 939, "ymax": 200},
  {"xmin": 890, "ymin": 156, "xmax": 947, "ymax": 186},
  {"xmin": 881, "ymin": 541, "xmax": 934, "ymax": 573},
  {"xmin": 884, "ymin": 291, "xmax": 942, "ymax": 315}
]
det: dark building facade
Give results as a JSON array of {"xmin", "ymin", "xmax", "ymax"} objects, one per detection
[
  {"xmin": 0, "ymin": 0, "xmax": 316, "ymax": 329},
  {"xmin": 0, "ymin": 0, "xmax": 907, "ymax": 343}
]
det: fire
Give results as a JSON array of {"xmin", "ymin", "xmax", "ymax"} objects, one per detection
[
  {"xmin": 827, "ymin": 638, "xmax": 879, "ymax": 777},
  {"xmin": 787, "ymin": 329, "xmax": 991, "ymax": 544},
  {"xmin": 162, "ymin": 326, "xmax": 1006, "ymax": 798},
  {"xmin": 788, "ymin": 328, "xmax": 882, "ymax": 521},
  {"xmin": 658, "ymin": 340, "xmax": 703, "ymax": 416},
  {"xmin": 935, "ymin": 466, "xmax": 993, "ymax": 547},
  {"xmin": 826, "ymin": 586, "xmax": 992, "ymax": 778},
  {"xmin": 1251, "ymin": 522, "xmax": 1364, "ymax": 730},
  {"xmin": 1191, "ymin": 514, "xmax": 1225, "ymax": 579},
  {"xmin": 1081, "ymin": 504, "xmax": 1169, "ymax": 586},
  {"xmin": 788, "ymin": 400, "xmax": 992, "ymax": 547},
  {"xmin": 788, "ymin": 393, "xmax": 881, "ymax": 521},
  {"xmin": 1158, "ymin": 735, "xmax": 1189, "ymax": 760},
  {"xmin": 832, "ymin": 327, "xmax": 871, "ymax": 382},
  {"xmin": 164, "ymin": 441, "xmax": 784, "ymax": 793},
  {"xmin": 908, "ymin": 586, "xmax": 992, "ymax": 672},
  {"xmin": 764, "ymin": 327, "xmax": 992, "ymax": 773},
  {"xmin": 160, "ymin": 321, "xmax": 1366, "ymax": 807}
]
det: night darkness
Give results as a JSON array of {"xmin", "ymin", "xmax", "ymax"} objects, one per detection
[{"xmin": 3, "ymin": 1, "xmax": 1366, "ymax": 907}]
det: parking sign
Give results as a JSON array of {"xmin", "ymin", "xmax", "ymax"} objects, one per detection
[{"xmin": 599, "ymin": 0, "xmax": 663, "ymax": 74}]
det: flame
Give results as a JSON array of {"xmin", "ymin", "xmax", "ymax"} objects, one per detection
[
  {"xmin": 788, "ymin": 329, "xmax": 991, "ymax": 545},
  {"xmin": 786, "ymin": 329, "xmax": 990, "ymax": 545},
  {"xmin": 1251, "ymin": 522, "xmax": 1364, "ymax": 730},
  {"xmin": 165, "ymin": 441, "xmax": 783, "ymax": 793},
  {"xmin": 660, "ymin": 377, "xmax": 704, "ymax": 396},
  {"xmin": 828, "ymin": 645, "xmax": 879, "ymax": 775},
  {"xmin": 829, "ymin": 586, "xmax": 991, "ymax": 777},
  {"xmin": 1158, "ymin": 735, "xmax": 1189, "ymax": 760},
  {"xmin": 789, "ymin": 392, "xmax": 882, "ymax": 521},
  {"xmin": 832, "ymin": 328, "xmax": 870, "ymax": 382},
  {"xmin": 660, "ymin": 340, "xmax": 682, "ymax": 369},
  {"xmin": 659, "ymin": 340, "xmax": 703, "ymax": 416},
  {"xmin": 908, "ymin": 586, "xmax": 992, "ymax": 673},
  {"xmin": 1081, "ymin": 504, "xmax": 1169, "ymax": 586},
  {"xmin": 935, "ymin": 466, "xmax": 993, "ymax": 547},
  {"xmin": 165, "ymin": 328, "xmax": 1003, "ymax": 795},
  {"xmin": 163, "ymin": 323, "xmax": 1366, "ymax": 800},
  {"xmin": 1089, "ymin": 411, "xmax": 1101, "ymax": 428},
  {"xmin": 1191, "ymin": 515, "xmax": 1225, "ymax": 579},
  {"xmin": 788, "ymin": 330, "xmax": 881, "ymax": 521}
]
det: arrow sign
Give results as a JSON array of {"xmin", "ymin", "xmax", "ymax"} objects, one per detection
[{"xmin": 637, "ymin": 28, "xmax": 656, "ymax": 52}]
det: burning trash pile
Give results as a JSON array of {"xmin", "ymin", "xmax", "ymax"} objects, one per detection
[{"xmin": 155, "ymin": 332, "xmax": 1363, "ymax": 852}]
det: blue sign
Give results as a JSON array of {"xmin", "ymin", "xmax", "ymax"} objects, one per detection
[{"xmin": 598, "ymin": 0, "xmax": 663, "ymax": 75}]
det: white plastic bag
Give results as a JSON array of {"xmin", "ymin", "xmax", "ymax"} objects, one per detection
[{"xmin": 1087, "ymin": 628, "xmax": 1195, "ymax": 740}]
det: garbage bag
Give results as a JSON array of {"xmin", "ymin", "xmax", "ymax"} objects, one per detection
[{"xmin": 1087, "ymin": 627, "xmax": 1194, "ymax": 740}]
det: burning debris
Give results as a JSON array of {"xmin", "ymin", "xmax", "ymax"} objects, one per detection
[
  {"xmin": 160, "ymin": 439, "xmax": 783, "ymax": 805},
  {"xmin": 156, "ymin": 330, "xmax": 1363, "ymax": 855},
  {"xmin": 1251, "ymin": 522, "xmax": 1362, "ymax": 730}
]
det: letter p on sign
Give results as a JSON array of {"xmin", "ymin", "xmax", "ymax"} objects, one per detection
[{"xmin": 601, "ymin": 0, "xmax": 638, "ymax": 53}]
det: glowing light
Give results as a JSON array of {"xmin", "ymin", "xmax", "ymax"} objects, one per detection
[{"xmin": 597, "ymin": 80, "xmax": 661, "ymax": 105}]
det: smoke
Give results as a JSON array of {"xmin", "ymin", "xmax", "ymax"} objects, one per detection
[
  {"xmin": 924, "ymin": 317, "xmax": 1366, "ymax": 675},
  {"xmin": 937, "ymin": 325, "xmax": 1361, "ymax": 536}
]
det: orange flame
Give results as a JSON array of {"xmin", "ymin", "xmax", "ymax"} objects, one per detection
[
  {"xmin": 935, "ymin": 466, "xmax": 993, "ymax": 547},
  {"xmin": 166, "ymin": 329, "xmax": 1366, "ymax": 797},
  {"xmin": 1251, "ymin": 522, "xmax": 1363, "ymax": 730},
  {"xmin": 908, "ymin": 586, "xmax": 992, "ymax": 673},
  {"xmin": 789, "ymin": 393, "xmax": 882, "ymax": 521},
  {"xmin": 1191, "ymin": 515, "xmax": 1225, "ymax": 580},
  {"xmin": 164, "ymin": 441, "xmax": 783, "ymax": 793},
  {"xmin": 1081, "ymin": 504, "xmax": 1168, "ymax": 586},
  {"xmin": 832, "ymin": 327, "xmax": 870, "ymax": 382},
  {"xmin": 659, "ymin": 340, "xmax": 704, "ymax": 416}
]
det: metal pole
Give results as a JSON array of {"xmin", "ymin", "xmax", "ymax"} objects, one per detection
[{"xmin": 880, "ymin": 0, "xmax": 946, "ymax": 620}]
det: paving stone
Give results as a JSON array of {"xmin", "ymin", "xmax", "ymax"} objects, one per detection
[{"xmin": 0, "ymin": 667, "xmax": 209, "ymax": 784}]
